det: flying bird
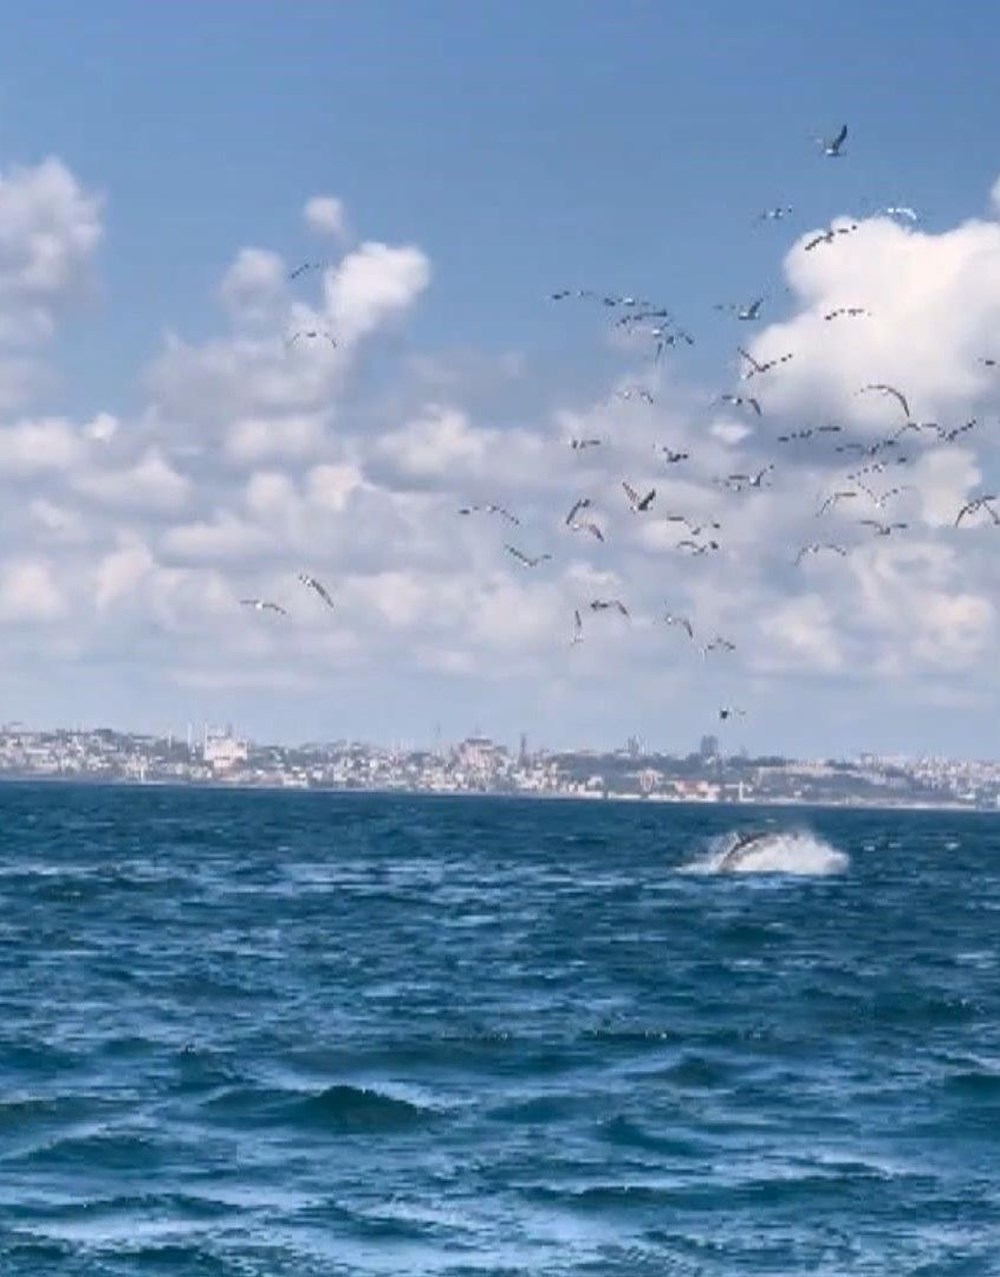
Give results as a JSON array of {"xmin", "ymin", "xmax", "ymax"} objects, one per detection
[
  {"xmin": 824, "ymin": 306, "xmax": 869, "ymax": 320},
  {"xmin": 288, "ymin": 261, "xmax": 328, "ymax": 280},
  {"xmin": 589, "ymin": 598, "xmax": 630, "ymax": 618},
  {"xmin": 505, "ymin": 544, "xmax": 552, "ymax": 568},
  {"xmin": 570, "ymin": 609, "xmax": 584, "ymax": 645},
  {"xmin": 718, "ymin": 706, "xmax": 746, "ymax": 721},
  {"xmin": 859, "ymin": 519, "xmax": 908, "ymax": 537},
  {"xmin": 933, "ymin": 419, "xmax": 978, "ymax": 444},
  {"xmin": 286, "ymin": 329, "xmax": 338, "ymax": 348},
  {"xmin": 719, "ymin": 393, "xmax": 762, "ymax": 416},
  {"xmin": 459, "ymin": 503, "xmax": 520, "ymax": 525},
  {"xmin": 565, "ymin": 498, "xmax": 592, "ymax": 526},
  {"xmin": 623, "ymin": 481, "xmax": 656, "ymax": 512},
  {"xmin": 804, "ymin": 222, "xmax": 859, "ymax": 251},
  {"xmin": 795, "ymin": 542, "xmax": 848, "ymax": 564},
  {"xmin": 954, "ymin": 495, "xmax": 1000, "ymax": 527},
  {"xmin": 701, "ymin": 635, "xmax": 736, "ymax": 656},
  {"xmin": 717, "ymin": 297, "xmax": 765, "ymax": 321},
  {"xmin": 860, "ymin": 383, "xmax": 911, "ymax": 420},
  {"xmin": 664, "ymin": 612, "xmax": 695, "ymax": 639},
  {"xmin": 816, "ymin": 490, "xmax": 858, "ymax": 516},
  {"xmin": 657, "ymin": 446, "xmax": 690, "ymax": 464},
  {"xmin": 737, "ymin": 347, "xmax": 793, "ymax": 379},
  {"xmin": 569, "ymin": 519, "xmax": 605, "ymax": 542},
  {"xmin": 759, "ymin": 206, "xmax": 793, "ymax": 221},
  {"xmin": 816, "ymin": 123, "xmax": 848, "ymax": 157},
  {"xmin": 616, "ymin": 387, "xmax": 655, "ymax": 405},
  {"xmin": 240, "ymin": 598, "xmax": 288, "ymax": 616},
  {"xmin": 858, "ymin": 484, "xmax": 915, "ymax": 509},
  {"xmin": 878, "ymin": 205, "xmax": 919, "ymax": 222},
  {"xmin": 297, "ymin": 573, "xmax": 335, "ymax": 609},
  {"xmin": 570, "ymin": 437, "xmax": 603, "ymax": 451}
]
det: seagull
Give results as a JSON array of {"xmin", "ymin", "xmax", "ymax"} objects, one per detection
[
  {"xmin": 297, "ymin": 573, "xmax": 335, "ymax": 608},
  {"xmin": 860, "ymin": 383, "xmax": 911, "ymax": 420},
  {"xmin": 723, "ymin": 465, "xmax": 773, "ymax": 491},
  {"xmin": 954, "ymin": 495, "xmax": 1000, "ymax": 527},
  {"xmin": 804, "ymin": 222, "xmax": 859, "ymax": 251},
  {"xmin": 816, "ymin": 490, "xmax": 858, "ymax": 516},
  {"xmin": 737, "ymin": 347, "xmax": 793, "ymax": 379},
  {"xmin": 570, "ymin": 609, "xmax": 584, "ymax": 645},
  {"xmin": 718, "ymin": 706, "xmax": 746, "ymax": 722},
  {"xmin": 459, "ymin": 503, "xmax": 520, "ymax": 526},
  {"xmin": 589, "ymin": 598, "xmax": 630, "ymax": 618},
  {"xmin": 240, "ymin": 598, "xmax": 288, "ymax": 616},
  {"xmin": 505, "ymin": 544, "xmax": 552, "ymax": 568},
  {"xmin": 623, "ymin": 481, "xmax": 656, "ymax": 513},
  {"xmin": 664, "ymin": 612, "xmax": 695, "ymax": 639},
  {"xmin": 981, "ymin": 357, "xmax": 997, "ymax": 368},
  {"xmin": 657, "ymin": 446, "xmax": 690, "ymax": 464},
  {"xmin": 702, "ymin": 635, "xmax": 736, "ymax": 656},
  {"xmin": 617, "ymin": 387, "xmax": 655, "ymax": 405},
  {"xmin": 859, "ymin": 519, "xmax": 908, "ymax": 537},
  {"xmin": 795, "ymin": 542, "xmax": 848, "ymax": 565},
  {"xmin": 759, "ymin": 205, "xmax": 793, "ymax": 221},
  {"xmin": 823, "ymin": 306, "xmax": 869, "ymax": 320},
  {"xmin": 719, "ymin": 393, "xmax": 762, "ymax": 416},
  {"xmin": 286, "ymin": 329, "xmax": 338, "ymax": 348},
  {"xmin": 565, "ymin": 498, "xmax": 592, "ymax": 526},
  {"xmin": 569, "ymin": 519, "xmax": 605, "ymax": 542},
  {"xmin": 677, "ymin": 539, "xmax": 720, "ymax": 554},
  {"xmin": 288, "ymin": 261, "xmax": 328, "ymax": 280},
  {"xmin": 878, "ymin": 205, "xmax": 919, "ymax": 222},
  {"xmin": 933, "ymin": 419, "xmax": 978, "ymax": 444},
  {"xmin": 666, "ymin": 515, "xmax": 722, "ymax": 537},
  {"xmin": 858, "ymin": 484, "xmax": 915, "ymax": 509},
  {"xmin": 570, "ymin": 437, "xmax": 603, "ymax": 451},
  {"xmin": 816, "ymin": 123, "xmax": 848, "ymax": 157}
]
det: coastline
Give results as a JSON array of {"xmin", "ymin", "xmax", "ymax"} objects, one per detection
[{"xmin": 0, "ymin": 772, "xmax": 996, "ymax": 816}]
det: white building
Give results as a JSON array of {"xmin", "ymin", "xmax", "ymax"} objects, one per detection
[{"xmin": 203, "ymin": 728, "xmax": 249, "ymax": 772}]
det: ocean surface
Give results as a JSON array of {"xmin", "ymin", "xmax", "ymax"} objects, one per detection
[{"xmin": 1, "ymin": 784, "xmax": 998, "ymax": 1275}]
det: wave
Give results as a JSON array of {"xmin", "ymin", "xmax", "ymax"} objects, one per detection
[
  {"xmin": 204, "ymin": 1082, "xmax": 435, "ymax": 1133},
  {"xmin": 684, "ymin": 828, "xmax": 849, "ymax": 877}
]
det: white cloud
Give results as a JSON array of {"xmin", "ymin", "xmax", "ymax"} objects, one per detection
[
  {"xmin": 94, "ymin": 540, "xmax": 154, "ymax": 610},
  {"xmin": 0, "ymin": 417, "xmax": 85, "ymax": 474},
  {"xmin": 73, "ymin": 448, "xmax": 191, "ymax": 513},
  {"xmin": 1, "ymin": 157, "xmax": 997, "ymax": 752},
  {"xmin": 0, "ymin": 157, "xmax": 103, "ymax": 342},
  {"xmin": 0, "ymin": 557, "xmax": 65, "ymax": 621},
  {"xmin": 325, "ymin": 241, "xmax": 431, "ymax": 342},
  {"xmin": 219, "ymin": 248, "xmax": 288, "ymax": 326},
  {"xmin": 304, "ymin": 195, "xmax": 347, "ymax": 240}
]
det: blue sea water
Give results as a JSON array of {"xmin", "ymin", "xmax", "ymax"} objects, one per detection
[{"xmin": 1, "ymin": 784, "xmax": 998, "ymax": 1275}]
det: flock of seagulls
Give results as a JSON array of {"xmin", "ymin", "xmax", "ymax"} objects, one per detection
[{"xmin": 240, "ymin": 124, "xmax": 995, "ymax": 732}]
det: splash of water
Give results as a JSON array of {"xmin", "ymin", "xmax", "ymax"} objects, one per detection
[{"xmin": 685, "ymin": 829, "xmax": 849, "ymax": 877}]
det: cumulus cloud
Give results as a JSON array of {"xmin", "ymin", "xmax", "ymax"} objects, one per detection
[
  {"xmin": 2, "ymin": 157, "xmax": 998, "ymax": 748},
  {"xmin": 0, "ymin": 157, "xmax": 102, "ymax": 342},
  {"xmin": 0, "ymin": 557, "xmax": 65, "ymax": 621},
  {"xmin": 304, "ymin": 195, "xmax": 348, "ymax": 240}
]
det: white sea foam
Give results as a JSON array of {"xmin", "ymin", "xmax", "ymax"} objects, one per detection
[{"xmin": 685, "ymin": 829, "xmax": 849, "ymax": 877}]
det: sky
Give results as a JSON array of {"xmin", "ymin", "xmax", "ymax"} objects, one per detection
[{"xmin": 0, "ymin": 1, "xmax": 998, "ymax": 758}]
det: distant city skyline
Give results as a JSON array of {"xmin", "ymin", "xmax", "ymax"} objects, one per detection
[
  {"xmin": 0, "ymin": 4, "xmax": 997, "ymax": 757},
  {"xmin": 2, "ymin": 720, "xmax": 998, "ymax": 811}
]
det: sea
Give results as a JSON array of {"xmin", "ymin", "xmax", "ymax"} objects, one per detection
[{"xmin": 1, "ymin": 783, "xmax": 998, "ymax": 1276}]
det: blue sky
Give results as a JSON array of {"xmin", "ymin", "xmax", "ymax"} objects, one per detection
[{"xmin": 0, "ymin": 3, "xmax": 997, "ymax": 756}]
